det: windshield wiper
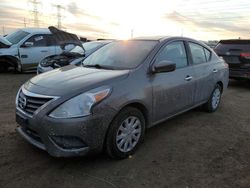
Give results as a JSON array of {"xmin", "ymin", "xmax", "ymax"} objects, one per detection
[{"xmin": 83, "ymin": 64, "xmax": 113, "ymax": 70}]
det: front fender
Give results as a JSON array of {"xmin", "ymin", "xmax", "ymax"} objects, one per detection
[{"xmin": 0, "ymin": 55, "xmax": 21, "ymax": 70}]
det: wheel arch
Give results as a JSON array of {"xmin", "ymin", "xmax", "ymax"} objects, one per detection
[
  {"xmin": 103, "ymin": 101, "xmax": 150, "ymax": 151},
  {"xmin": 120, "ymin": 102, "xmax": 149, "ymax": 128},
  {"xmin": 217, "ymin": 81, "xmax": 224, "ymax": 93},
  {"xmin": 0, "ymin": 55, "xmax": 20, "ymax": 69}
]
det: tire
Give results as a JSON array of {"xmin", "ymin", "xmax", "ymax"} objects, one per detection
[
  {"xmin": 105, "ymin": 107, "xmax": 145, "ymax": 159},
  {"xmin": 0, "ymin": 64, "xmax": 8, "ymax": 73},
  {"xmin": 203, "ymin": 84, "xmax": 222, "ymax": 113}
]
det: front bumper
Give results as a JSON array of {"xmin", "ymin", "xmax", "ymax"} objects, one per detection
[{"xmin": 16, "ymin": 107, "xmax": 115, "ymax": 157}]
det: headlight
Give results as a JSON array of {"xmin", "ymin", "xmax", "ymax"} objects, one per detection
[
  {"xmin": 40, "ymin": 58, "xmax": 55, "ymax": 67},
  {"xmin": 49, "ymin": 86, "xmax": 111, "ymax": 118}
]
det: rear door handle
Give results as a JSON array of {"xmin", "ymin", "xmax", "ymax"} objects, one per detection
[
  {"xmin": 213, "ymin": 69, "xmax": 218, "ymax": 73},
  {"xmin": 40, "ymin": 50, "xmax": 48, "ymax": 53},
  {"xmin": 185, "ymin": 75, "xmax": 193, "ymax": 81}
]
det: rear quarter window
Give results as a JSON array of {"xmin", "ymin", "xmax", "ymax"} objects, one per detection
[{"xmin": 204, "ymin": 48, "xmax": 211, "ymax": 61}]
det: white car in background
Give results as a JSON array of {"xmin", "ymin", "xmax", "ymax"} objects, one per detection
[{"xmin": 0, "ymin": 26, "xmax": 81, "ymax": 72}]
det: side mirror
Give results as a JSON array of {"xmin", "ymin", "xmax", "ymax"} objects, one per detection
[
  {"xmin": 151, "ymin": 60, "xmax": 176, "ymax": 73},
  {"xmin": 21, "ymin": 42, "xmax": 34, "ymax": 48}
]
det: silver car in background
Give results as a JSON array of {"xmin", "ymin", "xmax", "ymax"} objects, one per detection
[{"xmin": 16, "ymin": 36, "xmax": 229, "ymax": 159}]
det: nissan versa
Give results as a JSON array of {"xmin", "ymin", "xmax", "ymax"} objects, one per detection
[{"xmin": 16, "ymin": 37, "xmax": 229, "ymax": 159}]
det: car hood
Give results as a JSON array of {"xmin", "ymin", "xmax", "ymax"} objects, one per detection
[
  {"xmin": 0, "ymin": 36, "xmax": 11, "ymax": 48},
  {"xmin": 25, "ymin": 65, "xmax": 129, "ymax": 96},
  {"xmin": 49, "ymin": 26, "xmax": 83, "ymax": 48}
]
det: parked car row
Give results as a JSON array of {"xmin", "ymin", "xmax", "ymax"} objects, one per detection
[
  {"xmin": 15, "ymin": 36, "xmax": 229, "ymax": 159},
  {"xmin": 0, "ymin": 26, "xmax": 249, "ymax": 82}
]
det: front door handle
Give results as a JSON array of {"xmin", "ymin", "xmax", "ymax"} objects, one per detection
[
  {"xmin": 213, "ymin": 69, "xmax": 218, "ymax": 73},
  {"xmin": 40, "ymin": 50, "xmax": 48, "ymax": 53},
  {"xmin": 21, "ymin": 55, "xmax": 28, "ymax": 58},
  {"xmin": 185, "ymin": 75, "xmax": 193, "ymax": 81}
]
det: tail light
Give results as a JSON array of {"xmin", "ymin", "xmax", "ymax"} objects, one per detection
[{"xmin": 240, "ymin": 53, "xmax": 250, "ymax": 59}]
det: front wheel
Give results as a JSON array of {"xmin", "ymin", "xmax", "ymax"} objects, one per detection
[
  {"xmin": 105, "ymin": 107, "xmax": 145, "ymax": 159},
  {"xmin": 0, "ymin": 64, "xmax": 9, "ymax": 73},
  {"xmin": 204, "ymin": 84, "xmax": 222, "ymax": 112}
]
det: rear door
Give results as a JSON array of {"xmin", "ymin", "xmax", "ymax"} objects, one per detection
[
  {"xmin": 187, "ymin": 42, "xmax": 216, "ymax": 104},
  {"xmin": 19, "ymin": 34, "xmax": 56, "ymax": 71},
  {"xmin": 151, "ymin": 41, "xmax": 196, "ymax": 122}
]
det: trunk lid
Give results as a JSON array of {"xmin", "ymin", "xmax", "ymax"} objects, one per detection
[{"xmin": 214, "ymin": 40, "xmax": 250, "ymax": 67}]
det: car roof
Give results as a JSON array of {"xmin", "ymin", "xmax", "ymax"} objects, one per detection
[
  {"xmin": 218, "ymin": 39, "xmax": 250, "ymax": 44},
  {"xmin": 131, "ymin": 36, "xmax": 200, "ymax": 42},
  {"xmin": 87, "ymin": 40, "xmax": 113, "ymax": 44},
  {"xmin": 20, "ymin": 28, "xmax": 50, "ymax": 34},
  {"xmin": 132, "ymin": 36, "xmax": 170, "ymax": 41}
]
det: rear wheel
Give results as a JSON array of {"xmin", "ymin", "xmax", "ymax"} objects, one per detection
[
  {"xmin": 204, "ymin": 84, "xmax": 222, "ymax": 112},
  {"xmin": 106, "ymin": 107, "xmax": 145, "ymax": 159}
]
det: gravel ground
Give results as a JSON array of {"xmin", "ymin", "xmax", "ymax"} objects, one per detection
[{"xmin": 0, "ymin": 73, "xmax": 249, "ymax": 188}]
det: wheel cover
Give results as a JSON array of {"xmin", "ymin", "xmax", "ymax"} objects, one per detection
[
  {"xmin": 116, "ymin": 116, "xmax": 142, "ymax": 153},
  {"xmin": 212, "ymin": 88, "xmax": 221, "ymax": 109}
]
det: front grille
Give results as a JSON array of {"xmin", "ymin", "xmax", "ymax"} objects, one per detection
[{"xmin": 18, "ymin": 90, "xmax": 53, "ymax": 116}]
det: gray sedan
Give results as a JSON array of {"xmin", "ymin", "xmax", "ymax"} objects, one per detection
[{"xmin": 16, "ymin": 36, "xmax": 229, "ymax": 159}]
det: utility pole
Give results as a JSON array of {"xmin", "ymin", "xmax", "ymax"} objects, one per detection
[
  {"xmin": 57, "ymin": 5, "xmax": 62, "ymax": 29},
  {"xmin": 2, "ymin": 26, "xmax": 5, "ymax": 36},
  {"xmin": 29, "ymin": 0, "xmax": 41, "ymax": 27},
  {"xmin": 131, "ymin": 29, "xmax": 134, "ymax": 38},
  {"xmin": 23, "ymin": 18, "xmax": 27, "ymax": 28},
  {"xmin": 53, "ymin": 4, "xmax": 64, "ymax": 29}
]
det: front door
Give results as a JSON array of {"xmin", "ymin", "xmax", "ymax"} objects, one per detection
[
  {"xmin": 151, "ymin": 41, "xmax": 196, "ymax": 122},
  {"xmin": 19, "ymin": 34, "xmax": 55, "ymax": 71}
]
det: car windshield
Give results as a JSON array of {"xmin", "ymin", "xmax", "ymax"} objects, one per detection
[
  {"xmin": 82, "ymin": 41, "xmax": 106, "ymax": 52},
  {"xmin": 83, "ymin": 40, "xmax": 157, "ymax": 69},
  {"xmin": 5, "ymin": 30, "xmax": 30, "ymax": 44}
]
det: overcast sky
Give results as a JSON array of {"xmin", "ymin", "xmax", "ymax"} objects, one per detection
[{"xmin": 0, "ymin": 0, "xmax": 250, "ymax": 40}]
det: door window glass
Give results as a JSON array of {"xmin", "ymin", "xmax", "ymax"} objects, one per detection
[
  {"xmin": 155, "ymin": 41, "xmax": 188, "ymax": 69},
  {"xmin": 189, "ymin": 42, "xmax": 207, "ymax": 64},
  {"xmin": 24, "ymin": 35, "xmax": 48, "ymax": 47},
  {"xmin": 204, "ymin": 48, "xmax": 211, "ymax": 61}
]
